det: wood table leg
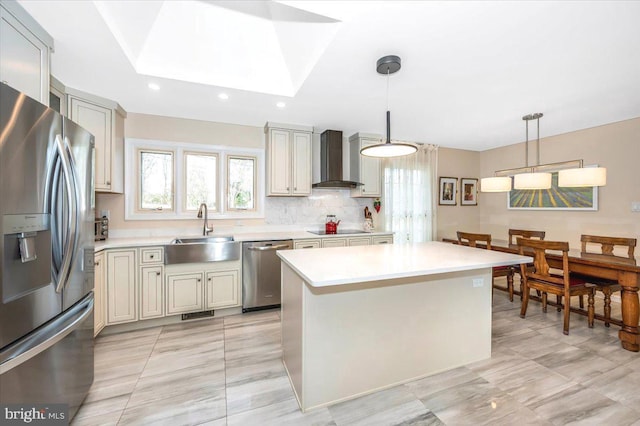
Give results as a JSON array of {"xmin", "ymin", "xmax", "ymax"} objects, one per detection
[{"xmin": 618, "ymin": 271, "xmax": 639, "ymax": 352}]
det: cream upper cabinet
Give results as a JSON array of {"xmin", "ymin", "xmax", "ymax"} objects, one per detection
[
  {"xmin": 0, "ymin": 1, "xmax": 53, "ymax": 105},
  {"xmin": 67, "ymin": 88, "xmax": 126, "ymax": 193},
  {"xmin": 106, "ymin": 249, "xmax": 137, "ymax": 325},
  {"xmin": 349, "ymin": 133, "xmax": 382, "ymax": 198},
  {"xmin": 265, "ymin": 122, "xmax": 312, "ymax": 196},
  {"xmin": 93, "ymin": 251, "xmax": 106, "ymax": 336}
]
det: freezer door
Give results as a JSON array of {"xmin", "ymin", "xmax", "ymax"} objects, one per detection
[
  {"xmin": 0, "ymin": 293, "xmax": 94, "ymax": 421},
  {"xmin": 0, "ymin": 83, "xmax": 61, "ymax": 348},
  {"xmin": 61, "ymin": 117, "xmax": 94, "ymax": 309}
]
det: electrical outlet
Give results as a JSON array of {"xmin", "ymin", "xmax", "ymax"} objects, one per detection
[
  {"xmin": 472, "ymin": 278, "xmax": 484, "ymax": 288},
  {"xmin": 632, "ymin": 202, "xmax": 640, "ymax": 212}
]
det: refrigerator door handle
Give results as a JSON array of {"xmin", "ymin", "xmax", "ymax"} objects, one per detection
[
  {"xmin": 63, "ymin": 135, "xmax": 81, "ymax": 290},
  {"xmin": 52, "ymin": 134, "xmax": 78, "ymax": 293},
  {"xmin": 0, "ymin": 293, "xmax": 93, "ymax": 375}
]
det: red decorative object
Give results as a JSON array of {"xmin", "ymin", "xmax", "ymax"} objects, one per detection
[{"xmin": 373, "ymin": 198, "xmax": 381, "ymax": 213}]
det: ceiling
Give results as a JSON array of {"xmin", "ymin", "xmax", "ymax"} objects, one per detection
[{"xmin": 18, "ymin": 0, "xmax": 640, "ymax": 151}]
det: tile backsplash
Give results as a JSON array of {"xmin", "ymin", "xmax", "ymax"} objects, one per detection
[{"xmin": 264, "ymin": 189, "xmax": 378, "ymax": 230}]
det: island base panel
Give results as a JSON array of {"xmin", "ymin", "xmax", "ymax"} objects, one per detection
[{"xmin": 281, "ymin": 264, "xmax": 493, "ymax": 411}]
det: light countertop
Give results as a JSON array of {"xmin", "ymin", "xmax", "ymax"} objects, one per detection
[
  {"xmin": 94, "ymin": 230, "xmax": 394, "ymax": 252},
  {"xmin": 277, "ymin": 241, "xmax": 532, "ymax": 287}
]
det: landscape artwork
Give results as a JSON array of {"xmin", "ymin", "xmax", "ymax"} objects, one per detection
[{"xmin": 508, "ymin": 172, "xmax": 597, "ymax": 210}]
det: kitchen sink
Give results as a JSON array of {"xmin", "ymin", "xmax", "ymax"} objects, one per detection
[
  {"xmin": 165, "ymin": 236, "xmax": 240, "ymax": 264},
  {"xmin": 172, "ymin": 235, "xmax": 235, "ymax": 244}
]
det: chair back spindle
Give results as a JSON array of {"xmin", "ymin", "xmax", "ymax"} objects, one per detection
[
  {"xmin": 456, "ymin": 231, "xmax": 492, "ymax": 250},
  {"xmin": 580, "ymin": 235, "xmax": 636, "ymax": 266}
]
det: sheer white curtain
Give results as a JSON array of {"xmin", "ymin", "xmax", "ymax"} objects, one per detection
[{"xmin": 383, "ymin": 144, "xmax": 438, "ymax": 243}]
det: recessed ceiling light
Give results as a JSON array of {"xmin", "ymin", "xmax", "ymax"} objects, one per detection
[
  {"xmin": 148, "ymin": 83, "xmax": 160, "ymax": 91},
  {"xmin": 276, "ymin": 101, "xmax": 286, "ymax": 108},
  {"xmin": 218, "ymin": 93, "xmax": 229, "ymax": 100}
]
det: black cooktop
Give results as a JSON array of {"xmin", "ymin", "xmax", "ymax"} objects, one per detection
[{"xmin": 308, "ymin": 229, "xmax": 369, "ymax": 235}]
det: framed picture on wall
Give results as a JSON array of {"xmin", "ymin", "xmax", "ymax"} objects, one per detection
[
  {"xmin": 461, "ymin": 178, "xmax": 478, "ymax": 206},
  {"xmin": 438, "ymin": 177, "xmax": 457, "ymax": 206}
]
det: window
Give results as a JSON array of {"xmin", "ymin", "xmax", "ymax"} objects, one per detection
[
  {"xmin": 227, "ymin": 156, "xmax": 256, "ymax": 211},
  {"xmin": 139, "ymin": 150, "xmax": 173, "ymax": 211},
  {"xmin": 125, "ymin": 138, "xmax": 264, "ymax": 220},
  {"xmin": 184, "ymin": 152, "xmax": 218, "ymax": 212}
]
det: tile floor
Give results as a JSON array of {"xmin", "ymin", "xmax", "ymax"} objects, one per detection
[{"xmin": 72, "ymin": 288, "xmax": 640, "ymax": 426}]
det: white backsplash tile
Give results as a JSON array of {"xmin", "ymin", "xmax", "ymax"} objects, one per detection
[{"xmin": 265, "ymin": 189, "xmax": 377, "ymax": 230}]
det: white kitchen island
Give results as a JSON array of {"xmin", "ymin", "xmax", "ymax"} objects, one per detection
[{"xmin": 277, "ymin": 241, "xmax": 532, "ymax": 412}]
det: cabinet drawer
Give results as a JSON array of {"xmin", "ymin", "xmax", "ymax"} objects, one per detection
[
  {"xmin": 322, "ymin": 238, "xmax": 347, "ymax": 248},
  {"xmin": 372, "ymin": 235, "xmax": 394, "ymax": 245},
  {"xmin": 348, "ymin": 237, "xmax": 371, "ymax": 246},
  {"xmin": 294, "ymin": 240, "xmax": 321, "ymax": 249},
  {"xmin": 141, "ymin": 247, "xmax": 164, "ymax": 264}
]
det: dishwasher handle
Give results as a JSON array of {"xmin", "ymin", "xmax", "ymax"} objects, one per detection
[{"xmin": 247, "ymin": 244, "xmax": 291, "ymax": 251}]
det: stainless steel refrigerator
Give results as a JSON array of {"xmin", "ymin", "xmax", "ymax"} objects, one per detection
[{"xmin": 0, "ymin": 83, "xmax": 95, "ymax": 420}]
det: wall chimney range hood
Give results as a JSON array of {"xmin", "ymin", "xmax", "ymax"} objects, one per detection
[{"xmin": 312, "ymin": 130, "xmax": 363, "ymax": 189}]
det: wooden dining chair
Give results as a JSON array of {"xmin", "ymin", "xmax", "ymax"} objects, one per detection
[
  {"xmin": 578, "ymin": 235, "xmax": 637, "ymax": 327},
  {"xmin": 517, "ymin": 237, "xmax": 595, "ymax": 335},
  {"xmin": 507, "ymin": 229, "xmax": 546, "ymax": 300},
  {"xmin": 456, "ymin": 231, "xmax": 515, "ymax": 301}
]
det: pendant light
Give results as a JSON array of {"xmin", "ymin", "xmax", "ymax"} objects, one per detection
[
  {"xmin": 513, "ymin": 113, "xmax": 552, "ymax": 190},
  {"xmin": 558, "ymin": 162, "xmax": 607, "ymax": 187},
  {"xmin": 360, "ymin": 55, "xmax": 417, "ymax": 158},
  {"xmin": 480, "ymin": 176, "xmax": 512, "ymax": 192}
]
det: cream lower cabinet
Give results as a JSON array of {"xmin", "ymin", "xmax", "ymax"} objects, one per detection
[
  {"xmin": 348, "ymin": 237, "xmax": 372, "ymax": 246},
  {"xmin": 166, "ymin": 260, "xmax": 241, "ymax": 315},
  {"xmin": 205, "ymin": 269, "xmax": 239, "ymax": 309},
  {"xmin": 322, "ymin": 238, "xmax": 348, "ymax": 248},
  {"xmin": 139, "ymin": 247, "xmax": 165, "ymax": 320},
  {"xmin": 372, "ymin": 235, "xmax": 394, "ymax": 245},
  {"xmin": 166, "ymin": 272, "xmax": 204, "ymax": 315},
  {"xmin": 140, "ymin": 265, "xmax": 164, "ymax": 319},
  {"xmin": 93, "ymin": 251, "xmax": 106, "ymax": 336},
  {"xmin": 294, "ymin": 239, "xmax": 321, "ymax": 249},
  {"xmin": 297, "ymin": 234, "xmax": 392, "ymax": 249},
  {"xmin": 106, "ymin": 249, "xmax": 137, "ymax": 325}
]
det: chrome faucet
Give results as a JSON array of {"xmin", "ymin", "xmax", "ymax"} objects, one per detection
[{"xmin": 197, "ymin": 203, "xmax": 213, "ymax": 236}]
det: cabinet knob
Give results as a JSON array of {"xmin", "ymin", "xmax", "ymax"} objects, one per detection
[
  {"xmin": 294, "ymin": 187, "xmax": 297, "ymax": 190},
  {"xmin": 95, "ymin": 261, "xmax": 100, "ymax": 266},
  {"xmin": 156, "ymin": 272, "xmax": 161, "ymax": 276},
  {"xmin": 197, "ymin": 278, "xmax": 201, "ymax": 282},
  {"xmin": 208, "ymin": 278, "xmax": 212, "ymax": 282},
  {"xmin": 106, "ymin": 181, "xmax": 111, "ymax": 185},
  {"xmin": 286, "ymin": 187, "xmax": 290, "ymax": 191},
  {"xmin": 150, "ymin": 255, "xmax": 154, "ymax": 259}
]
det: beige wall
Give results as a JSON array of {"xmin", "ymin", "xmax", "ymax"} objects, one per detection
[
  {"xmin": 96, "ymin": 113, "xmax": 266, "ymax": 230},
  {"xmin": 478, "ymin": 117, "xmax": 640, "ymax": 248},
  {"xmin": 99, "ymin": 112, "xmax": 640, "ymax": 245},
  {"xmin": 436, "ymin": 147, "xmax": 481, "ymax": 239}
]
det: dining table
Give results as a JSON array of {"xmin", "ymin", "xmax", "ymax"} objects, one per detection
[{"xmin": 443, "ymin": 237, "xmax": 640, "ymax": 352}]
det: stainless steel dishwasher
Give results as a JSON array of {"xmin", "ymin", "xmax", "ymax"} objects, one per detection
[{"xmin": 242, "ymin": 240, "xmax": 293, "ymax": 312}]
